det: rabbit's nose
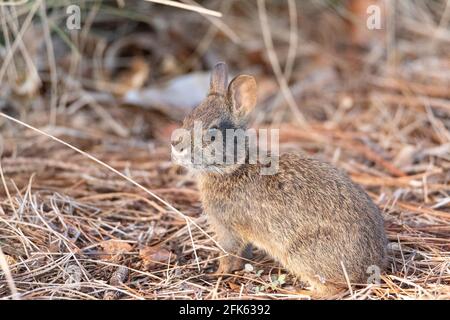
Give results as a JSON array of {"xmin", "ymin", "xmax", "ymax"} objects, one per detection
[
  {"xmin": 171, "ymin": 138, "xmax": 189, "ymax": 157},
  {"xmin": 171, "ymin": 137, "xmax": 183, "ymax": 150},
  {"xmin": 172, "ymin": 144, "xmax": 186, "ymax": 155}
]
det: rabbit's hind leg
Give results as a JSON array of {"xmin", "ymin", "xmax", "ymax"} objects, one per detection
[{"xmin": 302, "ymin": 274, "xmax": 342, "ymax": 299}]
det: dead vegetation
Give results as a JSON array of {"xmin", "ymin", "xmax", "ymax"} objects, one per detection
[{"xmin": 0, "ymin": 0, "xmax": 449, "ymax": 300}]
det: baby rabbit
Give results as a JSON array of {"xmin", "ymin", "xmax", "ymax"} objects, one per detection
[{"xmin": 172, "ymin": 62, "xmax": 388, "ymax": 297}]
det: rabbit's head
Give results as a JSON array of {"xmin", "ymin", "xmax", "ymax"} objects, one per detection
[{"xmin": 171, "ymin": 62, "xmax": 257, "ymax": 173}]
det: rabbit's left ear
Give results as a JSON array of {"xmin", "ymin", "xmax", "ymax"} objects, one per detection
[
  {"xmin": 209, "ymin": 62, "xmax": 228, "ymax": 96},
  {"xmin": 227, "ymin": 75, "xmax": 257, "ymax": 117}
]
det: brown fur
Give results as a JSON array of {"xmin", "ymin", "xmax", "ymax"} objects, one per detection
[{"xmin": 173, "ymin": 62, "xmax": 388, "ymax": 297}]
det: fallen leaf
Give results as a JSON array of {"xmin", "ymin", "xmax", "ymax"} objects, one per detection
[
  {"xmin": 139, "ymin": 246, "xmax": 174, "ymax": 268},
  {"xmin": 116, "ymin": 56, "xmax": 150, "ymax": 96},
  {"xmin": 99, "ymin": 240, "xmax": 132, "ymax": 261},
  {"xmin": 228, "ymin": 282, "xmax": 241, "ymax": 292},
  {"xmin": 122, "ymin": 72, "xmax": 211, "ymax": 120}
]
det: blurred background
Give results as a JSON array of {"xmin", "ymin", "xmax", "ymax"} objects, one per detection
[{"xmin": 0, "ymin": 0, "xmax": 449, "ymax": 299}]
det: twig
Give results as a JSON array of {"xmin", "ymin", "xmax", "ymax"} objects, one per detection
[
  {"xmin": 0, "ymin": 246, "xmax": 20, "ymax": 299},
  {"xmin": 145, "ymin": 0, "xmax": 222, "ymax": 17},
  {"xmin": 257, "ymin": 0, "xmax": 307, "ymax": 127}
]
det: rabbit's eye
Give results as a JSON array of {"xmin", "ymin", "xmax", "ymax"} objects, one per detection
[{"xmin": 207, "ymin": 127, "xmax": 219, "ymax": 142}]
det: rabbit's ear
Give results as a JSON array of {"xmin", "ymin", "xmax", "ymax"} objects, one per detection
[
  {"xmin": 209, "ymin": 62, "xmax": 228, "ymax": 95},
  {"xmin": 227, "ymin": 75, "xmax": 257, "ymax": 117}
]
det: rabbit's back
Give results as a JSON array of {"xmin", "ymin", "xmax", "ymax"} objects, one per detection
[{"xmin": 199, "ymin": 152, "xmax": 387, "ymax": 284}]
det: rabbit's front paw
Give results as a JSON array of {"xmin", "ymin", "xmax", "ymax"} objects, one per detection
[{"xmin": 216, "ymin": 255, "xmax": 244, "ymax": 275}]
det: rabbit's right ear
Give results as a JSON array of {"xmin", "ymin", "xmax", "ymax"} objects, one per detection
[
  {"xmin": 227, "ymin": 75, "xmax": 257, "ymax": 117},
  {"xmin": 209, "ymin": 62, "xmax": 228, "ymax": 96}
]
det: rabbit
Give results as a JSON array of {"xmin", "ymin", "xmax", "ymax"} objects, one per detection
[{"xmin": 171, "ymin": 62, "xmax": 388, "ymax": 297}]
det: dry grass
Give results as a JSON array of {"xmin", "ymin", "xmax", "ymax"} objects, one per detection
[{"xmin": 0, "ymin": 0, "xmax": 449, "ymax": 300}]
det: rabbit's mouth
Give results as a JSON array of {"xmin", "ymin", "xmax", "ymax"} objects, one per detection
[
  {"xmin": 172, "ymin": 157, "xmax": 229, "ymax": 175},
  {"xmin": 171, "ymin": 146, "xmax": 239, "ymax": 174}
]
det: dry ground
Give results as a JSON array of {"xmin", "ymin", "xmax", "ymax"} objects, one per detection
[{"xmin": 0, "ymin": 0, "xmax": 449, "ymax": 299}]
